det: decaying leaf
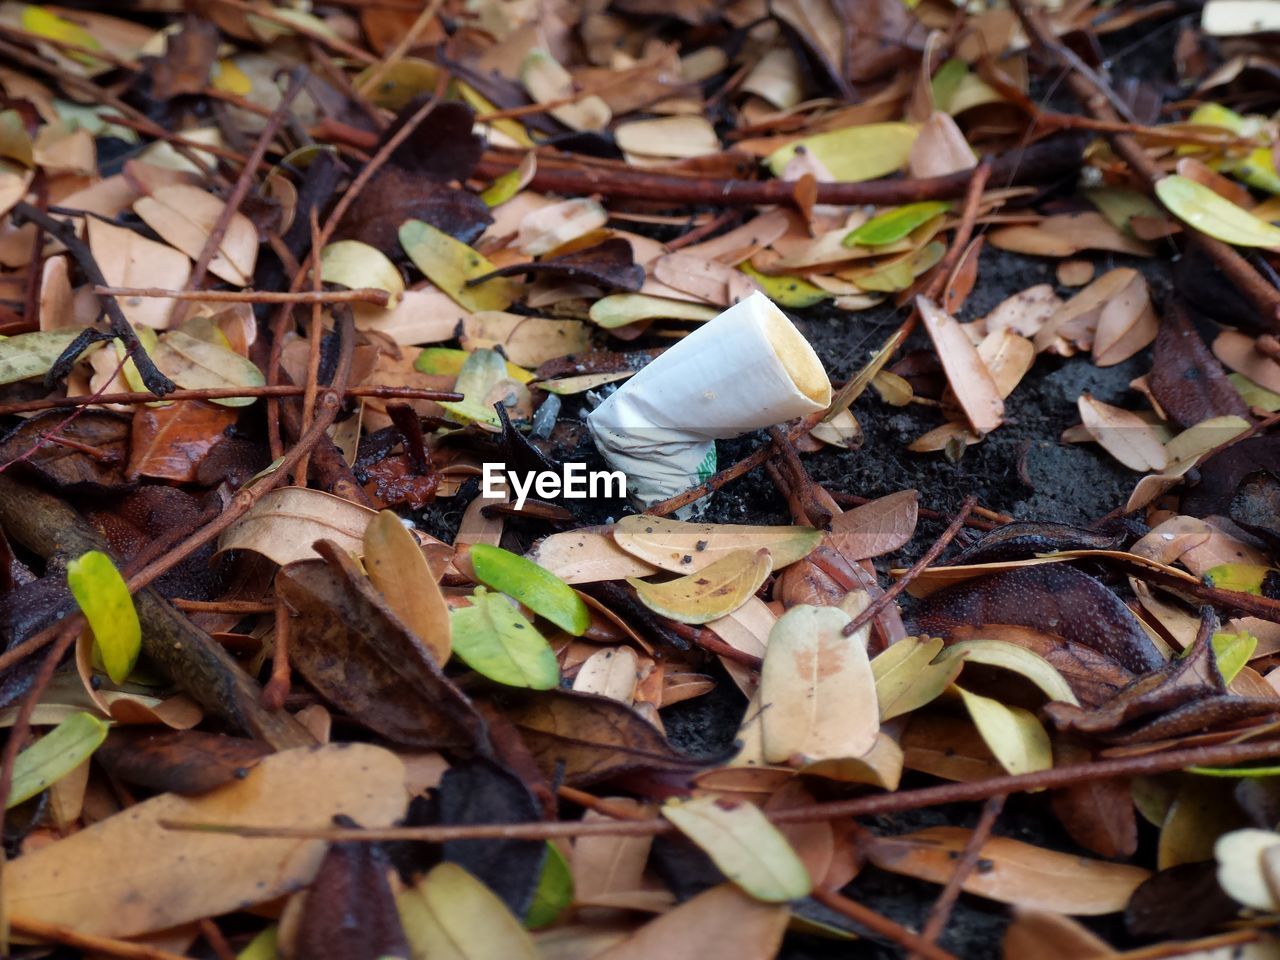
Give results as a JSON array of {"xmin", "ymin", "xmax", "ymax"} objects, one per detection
[
  {"xmin": 613, "ymin": 515, "xmax": 821, "ymax": 574},
  {"xmin": 218, "ymin": 487, "xmax": 378, "ymax": 567}
]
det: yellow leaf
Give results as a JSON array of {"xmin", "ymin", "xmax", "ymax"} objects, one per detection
[
  {"xmin": 955, "ymin": 685, "xmax": 1052, "ymax": 776},
  {"xmin": 1155, "ymin": 174, "xmax": 1280, "ymax": 249},
  {"xmin": 399, "ymin": 220, "xmax": 517, "ymax": 312},
  {"xmin": 398, "ymin": 862, "xmax": 537, "ymax": 960},
  {"xmin": 628, "ymin": 548, "xmax": 772, "ymax": 624},
  {"xmin": 613, "ymin": 515, "xmax": 821, "ymax": 574},
  {"xmin": 765, "ymin": 122, "xmax": 918, "ymax": 182},
  {"xmin": 363, "ymin": 510, "xmax": 451, "ymax": 663},
  {"xmin": 320, "ymin": 240, "xmax": 404, "ymax": 309}
]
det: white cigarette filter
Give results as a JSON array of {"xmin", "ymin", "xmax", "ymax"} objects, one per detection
[{"xmin": 588, "ymin": 291, "xmax": 832, "ymax": 506}]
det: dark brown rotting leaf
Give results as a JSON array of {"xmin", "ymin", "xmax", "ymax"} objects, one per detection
[
  {"xmin": 947, "ymin": 520, "xmax": 1124, "ymax": 565},
  {"xmin": 470, "ymin": 238, "xmax": 646, "ymax": 292},
  {"xmin": 0, "ymin": 410, "xmax": 131, "ymax": 493},
  {"xmin": 498, "ymin": 688, "xmax": 706, "ymax": 786},
  {"xmin": 360, "ymin": 454, "xmax": 440, "ymax": 510},
  {"xmin": 1125, "ymin": 862, "xmax": 1241, "ymax": 940},
  {"xmin": 1102, "ymin": 695, "xmax": 1280, "ymax": 744},
  {"xmin": 435, "ymin": 759, "xmax": 547, "ymax": 920},
  {"xmin": 1148, "ymin": 300, "xmax": 1247, "ymax": 428},
  {"xmin": 386, "ymin": 403, "xmax": 429, "ymax": 473},
  {"xmin": 382, "ymin": 99, "xmax": 485, "ymax": 182},
  {"xmin": 148, "ymin": 16, "xmax": 218, "ymax": 100},
  {"xmin": 94, "ymin": 729, "xmax": 271, "ymax": 795},
  {"xmin": 335, "ymin": 166, "xmax": 492, "ymax": 251},
  {"xmin": 127, "ymin": 401, "xmax": 237, "ymax": 483},
  {"xmin": 296, "ymin": 831, "xmax": 409, "ymax": 960},
  {"xmin": 276, "ymin": 541, "xmax": 487, "ymax": 750},
  {"xmin": 1182, "ymin": 437, "xmax": 1280, "ymax": 518},
  {"xmin": 1230, "ymin": 471, "xmax": 1280, "ymax": 550},
  {"xmin": 911, "ymin": 564, "xmax": 1165, "ymax": 673},
  {"xmin": 534, "ymin": 347, "xmax": 662, "ymax": 381}
]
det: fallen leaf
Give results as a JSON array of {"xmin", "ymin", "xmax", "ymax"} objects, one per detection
[
  {"xmin": 595, "ymin": 883, "xmax": 789, "ymax": 960},
  {"xmin": 461, "ymin": 311, "xmax": 590, "ymax": 367},
  {"xmin": 846, "ymin": 201, "xmax": 952, "ymax": 247},
  {"xmin": 1156, "ymin": 174, "xmax": 1280, "ymax": 248},
  {"xmin": 67, "ymin": 550, "xmax": 140, "ymax": 685},
  {"xmin": 93, "ymin": 729, "xmax": 271, "ymax": 796},
  {"xmin": 756, "ymin": 604, "xmax": 879, "ymax": 764},
  {"xmin": 629, "ymin": 549, "xmax": 773, "ymax": 624},
  {"xmin": 520, "ymin": 49, "xmax": 610, "ymax": 131},
  {"xmin": 765, "ymin": 122, "xmax": 918, "ymax": 182},
  {"xmin": 4, "ymin": 744, "xmax": 407, "ymax": 937},
  {"xmin": 917, "ymin": 296, "xmax": 1004, "ymax": 435},
  {"xmin": 151, "ymin": 330, "xmax": 265, "ymax": 406},
  {"xmin": 989, "ymin": 212, "xmax": 1153, "ymax": 257},
  {"xmin": 399, "ymin": 862, "xmax": 538, "ymax": 960},
  {"xmin": 529, "ymin": 528, "xmax": 659, "ymax": 583},
  {"xmin": 0, "ymin": 328, "xmax": 90, "ymax": 386},
  {"xmin": 363, "ymin": 509, "xmax": 451, "ymax": 663},
  {"xmin": 871, "ymin": 636, "xmax": 961, "ymax": 721},
  {"xmin": 516, "ymin": 197, "xmax": 608, "ymax": 255},
  {"xmin": 613, "ymin": 515, "xmax": 821, "ymax": 574},
  {"xmin": 955, "ymin": 685, "xmax": 1052, "ymax": 776},
  {"xmin": 1215, "ymin": 828, "xmax": 1280, "ymax": 910},
  {"xmin": 127, "ymin": 401, "xmax": 236, "ymax": 482},
  {"xmin": 299, "ymin": 839, "xmax": 408, "ymax": 960},
  {"xmin": 936, "ymin": 640, "xmax": 1079, "ymax": 704},
  {"xmin": 450, "ymin": 587, "xmax": 561, "ymax": 689},
  {"xmin": 400, "ymin": 219, "xmax": 518, "ymax": 312},
  {"xmin": 828, "ymin": 489, "xmax": 919, "ymax": 561},
  {"xmin": 7, "ymin": 711, "xmax": 108, "ymax": 809},
  {"xmin": 1149, "ymin": 301, "xmax": 1248, "ymax": 427},
  {"xmin": 1077, "ymin": 394, "xmax": 1169, "ymax": 472},
  {"xmin": 134, "ymin": 184, "xmax": 257, "ymax": 286},
  {"xmin": 218, "ymin": 487, "xmax": 377, "ymax": 567},
  {"xmin": 320, "ymin": 240, "xmax": 405, "ymax": 309},
  {"xmin": 864, "ymin": 826, "xmax": 1150, "ymax": 915},
  {"xmin": 470, "ymin": 543, "xmax": 591, "ymax": 635}
]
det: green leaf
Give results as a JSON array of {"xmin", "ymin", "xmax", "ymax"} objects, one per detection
[
  {"xmin": 151, "ymin": 330, "xmax": 266, "ymax": 408},
  {"xmin": 738, "ymin": 263, "xmax": 830, "ymax": 308},
  {"xmin": 235, "ymin": 925, "xmax": 279, "ymax": 960},
  {"xmin": 1229, "ymin": 372, "xmax": 1280, "ymax": 411},
  {"xmin": 871, "ymin": 636, "xmax": 959, "ymax": 721},
  {"xmin": 67, "ymin": 550, "xmax": 140, "ymax": 685},
  {"xmin": 765, "ymin": 122, "xmax": 918, "ymax": 182},
  {"xmin": 1085, "ymin": 186, "xmax": 1164, "ymax": 235},
  {"xmin": 524, "ymin": 842, "xmax": 573, "ymax": 929},
  {"xmin": 588, "ymin": 293, "xmax": 720, "ymax": 328},
  {"xmin": 469, "ymin": 543, "xmax": 590, "ymax": 635},
  {"xmin": 1212, "ymin": 630, "xmax": 1258, "ymax": 684},
  {"xmin": 1205, "ymin": 563, "xmax": 1272, "ymax": 596},
  {"xmin": 414, "ymin": 346, "xmax": 534, "ymax": 383},
  {"xmin": 7, "ymin": 711, "xmax": 109, "ymax": 809},
  {"xmin": 435, "ymin": 348, "xmax": 518, "ymax": 429},
  {"xmin": 845, "ymin": 201, "xmax": 952, "ymax": 247},
  {"xmin": 398, "ymin": 862, "xmax": 538, "ymax": 959},
  {"xmin": 0, "ymin": 329, "xmax": 90, "ymax": 386},
  {"xmin": 955, "ymin": 685, "xmax": 1052, "ymax": 776},
  {"xmin": 319, "ymin": 240, "xmax": 404, "ymax": 308},
  {"xmin": 449, "ymin": 587, "xmax": 560, "ymax": 689},
  {"xmin": 399, "ymin": 219, "xmax": 517, "ymax": 311},
  {"xmin": 1155, "ymin": 175, "xmax": 1280, "ymax": 248},
  {"xmin": 931, "ymin": 58, "xmax": 969, "ymax": 113},
  {"xmin": 662, "ymin": 795, "xmax": 812, "ymax": 902}
]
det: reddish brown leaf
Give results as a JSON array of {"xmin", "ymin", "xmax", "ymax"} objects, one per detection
[
  {"xmin": 127, "ymin": 401, "xmax": 236, "ymax": 483},
  {"xmin": 1149, "ymin": 300, "xmax": 1248, "ymax": 428},
  {"xmin": 94, "ymin": 729, "xmax": 271, "ymax": 795}
]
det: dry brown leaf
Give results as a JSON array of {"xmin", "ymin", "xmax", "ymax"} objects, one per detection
[
  {"xmin": 989, "ymin": 212, "xmax": 1153, "ymax": 258},
  {"xmin": 1213, "ymin": 329, "xmax": 1280, "ymax": 392},
  {"xmin": 354, "ymin": 287, "xmax": 468, "ymax": 347},
  {"xmin": 572, "ymin": 646, "xmax": 641, "ymax": 704},
  {"xmin": 976, "ymin": 328, "xmax": 1036, "ymax": 398},
  {"xmin": 1077, "ymin": 394, "xmax": 1169, "ymax": 472},
  {"xmin": 461, "ymin": 311, "xmax": 591, "ymax": 367},
  {"xmin": 828, "ymin": 489, "xmax": 919, "ymax": 561},
  {"xmin": 652, "ymin": 252, "xmax": 762, "ymax": 305},
  {"xmin": 908, "ymin": 110, "xmax": 976, "ymax": 178},
  {"xmin": 363, "ymin": 509, "xmax": 451, "ymax": 664},
  {"xmin": 86, "ymin": 218, "xmax": 191, "ymax": 329},
  {"xmin": 133, "ymin": 184, "xmax": 257, "ymax": 286},
  {"xmin": 595, "ymin": 883, "xmax": 789, "ymax": 960},
  {"xmin": 616, "ymin": 115, "xmax": 720, "ymax": 160},
  {"xmin": 4, "ymin": 744, "xmax": 406, "ymax": 937},
  {"xmin": 530, "ymin": 528, "xmax": 659, "ymax": 584},
  {"xmin": 1092, "ymin": 271, "xmax": 1158, "ymax": 366},
  {"xmin": 865, "ymin": 826, "xmax": 1150, "ymax": 915},
  {"xmin": 918, "ymin": 295, "xmax": 1004, "ymax": 435},
  {"xmin": 982, "ymin": 283, "xmax": 1063, "ymax": 338},
  {"xmin": 1003, "ymin": 908, "xmax": 1117, "ymax": 960},
  {"xmin": 217, "ymin": 487, "xmax": 378, "ymax": 567}
]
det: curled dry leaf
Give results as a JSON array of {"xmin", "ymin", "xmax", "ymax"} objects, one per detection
[
  {"xmin": 134, "ymin": 184, "xmax": 257, "ymax": 286},
  {"xmin": 629, "ymin": 548, "xmax": 773, "ymax": 624},
  {"xmin": 908, "ymin": 111, "xmax": 976, "ymax": 178},
  {"xmin": 1213, "ymin": 329, "xmax": 1280, "ymax": 393},
  {"xmin": 756, "ymin": 605, "xmax": 879, "ymax": 765},
  {"xmin": 1077, "ymin": 394, "xmax": 1169, "ymax": 472},
  {"xmin": 218, "ymin": 487, "xmax": 378, "ymax": 567},
  {"xmin": 917, "ymin": 295, "xmax": 1004, "ymax": 435},
  {"xmin": 4, "ymin": 744, "xmax": 406, "ymax": 938},
  {"xmin": 864, "ymin": 826, "xmax": 1151, "ymax": 915}
]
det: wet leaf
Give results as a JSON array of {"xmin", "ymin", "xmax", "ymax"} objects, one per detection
[
  {"xmin": 846, "ymin": 201, "xmax": 952, "ymax": 246},
  {"xmin": 937, "ymin": 640, "xmax": 1079, "ymax": 704},
  {"xmin": 1156, "ymin": 174, "xmax": 1280, "ymax": 248},
  {"xmin": 450, "ymin": 587, "xmax": 560, "ymax": 689},
  {"xmin": 613, "ymin": 515, "xmax": 821, "ymax": 574},
  {"xmin": 589, "ymin": 293, "xmax": 720, "ymax": 327},
  {"xmin": 298, "ymin": 838, "xmax": 408, "ymax": 960},
  {"xmin": 93, "ymin": 729, "xmax": 271, "ymax": 796},
  {"xmin": 470, "ymin": 543, "xmax": 591, "ymax": 635},
  {"xmin": 127, "ymin": 401, "xmax": 236, "ymax": 482},
  {"xmin": 871, "ymin": 636, "xmax": 961, "ymax": 721},
  {"xmin": 1051, "ymin": 749, "xmax": 1138, "ymax": 859},
  {"xmin": 864, "ymin": 826, "xmax": 1150, "ymax": 915},
  {"xmin": 5, "ymin": 744, "xmax": 407, "ymax": 938},
  {"xmin": 67, "ymin": 550, "xmax": 140, "ymax": 685},
  {"xmin": 756, "ymin": 604, "xmax": 879, "ymax": 764},
  {"xmin": 399, "ymin": 219, "xmax": 517, "ymax": 312},
  {"xmin": 0, "ymin": 328, "xmax": 90, "ymax": 385},
  {"xmin": 738, "ymin": 262, "xmax": 829, "ymax": 308},
  {"xmin": 1149, "ymin": 301, "xmax": 1248, "ymax": 428},
  {"xmin": 278, "ymin": 547, "xmax": 487, "ymax": 749},
  {"xmin": 151, "ymin": 330, "xmax": 265, "ymax": 407},
  {"xmin": 320, "ymin": 240, "xmax": 405, "ymax": 309},
  {"xmin": 629, "ymin": 548, "xmax": 772, "ymax": 624},
  {"xmin": 7, "ymin": 712, "xmax": 108, "ymax": 809},
  {"xmin": 363, "ymin": 509, "xmax": 451, "ymax": 663},
  {"xmin": 955, "ymin": 685, "xmax": 1052, "ymax": 776}
]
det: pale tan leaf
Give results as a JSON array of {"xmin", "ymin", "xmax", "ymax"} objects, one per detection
[
  {"xmin": 652, "ymin": 252, "xmax": 762, "ymax": 306},
  {"xmin": 1003, "ymin": 908, "xmax": 1118, "ymax": 960},
  {"xmin": 134, "ymin": 184, "xmax": 257, "ymax": 286},
  {"xmin": 520, "ymin": 49, "xmax": 610, "ymax": 131},
  {"xmin": 1215, "ymin": 829, "xmax": 1280, "ymax": 910},
  {"xmin": 1092, "ymin": 272, "xmax": 1158, "ymax": 366},
  {"xmin": 629, "ymin": 549, "xmax": 772, "ymax": 624},
  {"xmin": 595, "ymin": 883, "xmax": 789, "ymax": 960},
  {"xmin": 757, "ymin": 605, "xmax": 879, "ymax": 764},
  {"xmin": 150, "ymin": 329, "xmax": 265, "ymax": 406},
  {"xmin": 87, "ymin": 217, "xmax": 191, "ymax": 329},
  {"xmin": 829, "ymin": 489, "xmax": 919, "ymax": 561},
  {"xmin": 354, "ymin": 286, "xmax": 470, "ymax": 347},
  {"xmin": 364, "ymin": 510, "xmax": 451, "ymax": 663},
  {"xmin": 616, "ymin": 115, "xmax": 720, "ymax": 160},
  {"xmin": 989, "ymin": 212, "xmax": 1153, "ymax": 257},
  {"xmin": 613, "ymin": 515, "xmax": 821, "ymax": 574},
  {"xmin": 981, "ymin": 283, "xmax": 1063, "ymax": 338},
  {"xmin": 461, "ymin": 310, "xmax": 590, "ymax": 367},
  {"xmin": 1034, "ymin": 268, "xmax": 1140, "ymax": 354},
  {"xmin": 217, "ymin": 487, "xmax": 377, "ymax": 567},
  {"xmin": 1213, "ymin": 330, "xmax": 1280, "ymax": 392},
  {"xmin": 939, "ymin": 641, "xmax": 1079, "ymax": 704},
  {"xmin": 4, "ymin": 744, "xmax": 406, "ymax": 937},
  {"xmin": 516, "ymin": 197, "xmax": 608, "ymax": 255},
  {"xmin": 398, "ymin": 861, "xmax": 537, "ymax": 960},
  {"xmin": 38, "ymin": 253, "xmax": 73, "ymax": 331},
  {"xmin": 977, "ymin": 328, "xmax": 1036, "ymax": 398},
  {"xmin": 1077, "ymin": 393, "xmax": 1169, "ymax": 472},
  {"xmin": 572, "ymin": 646, "xmax": 640, "ymax": 704},
  {"xmin": 917, "ymin": 295, "xmax": 1004, "ymax": 434},
  {"xmin": 908, "ymin": 111, "xmax": 976, "ymax": 178},
  {"xmin": 865, "ymin": 826, "xmax": 1150, "ymax": 915}
]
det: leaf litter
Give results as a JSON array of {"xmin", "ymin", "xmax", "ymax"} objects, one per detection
[{"xmin": 0, "ymin": 3, "xmax": 1278, "ymax": 959}]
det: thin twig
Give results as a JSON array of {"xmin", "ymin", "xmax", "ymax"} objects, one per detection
[
  {"xmin": 842, "ymin": 496, "xmax": 977, "ymax": 636},
  {"xmin": 911, "ymin": 794, "xmax": 1007, "ymax": 956},
  {"xmin": 96, "ymin": 286, "xmax": 391, "ymax": 306},
  {"xmin": 261, "ymin": 594, "xmax": 291, "ymax": 711},
  {"xmin": 9, "ymin": 915, "xmax": 190, "ymax": 960}
]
